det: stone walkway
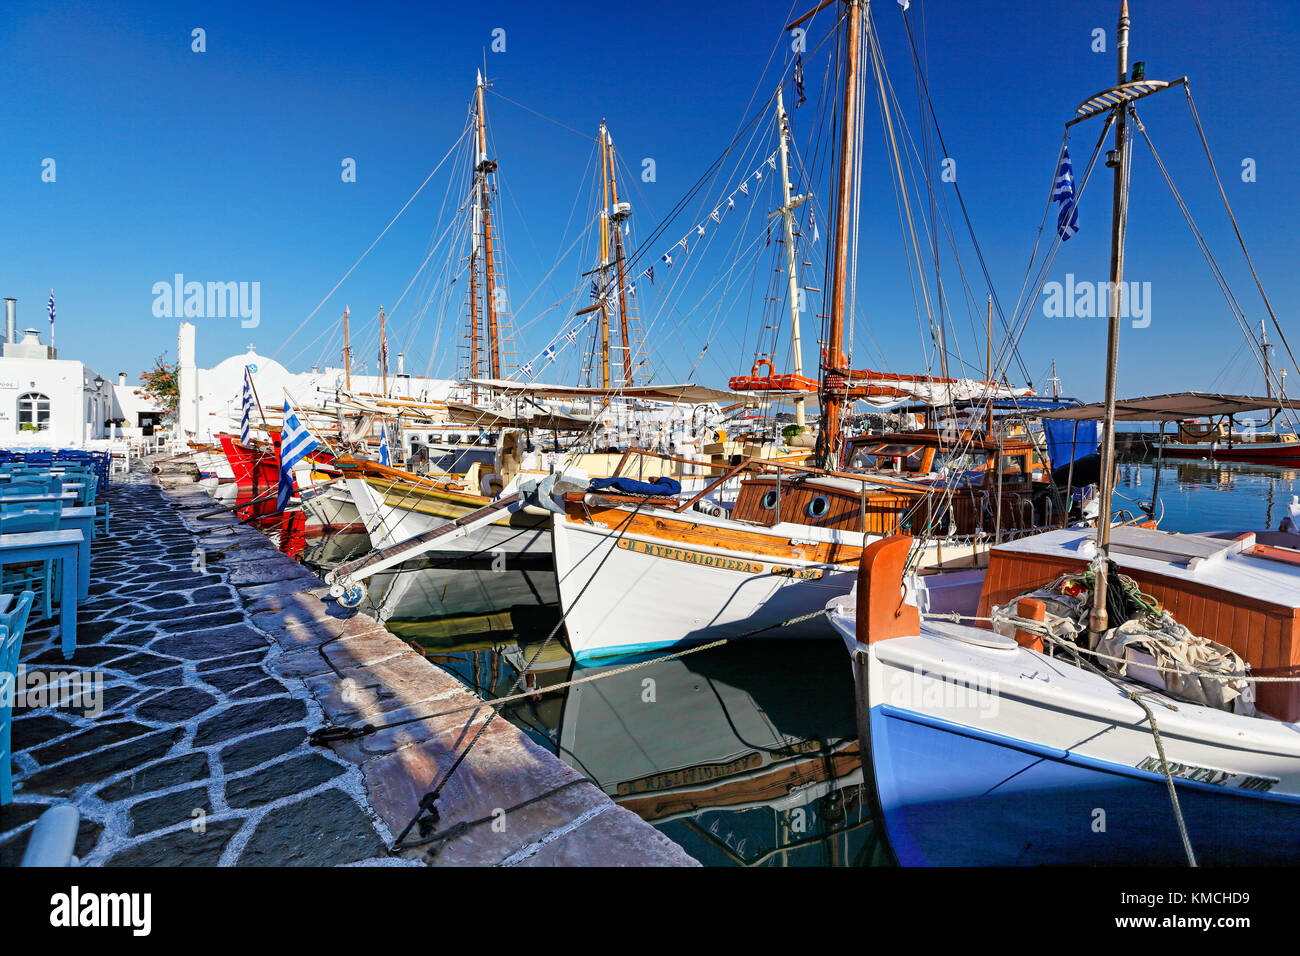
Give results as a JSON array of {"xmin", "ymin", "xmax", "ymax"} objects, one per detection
[{"xmin": 0, "ymin": 461, "xmax": 694, "ymax": 867}]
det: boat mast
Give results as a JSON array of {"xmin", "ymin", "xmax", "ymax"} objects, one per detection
[
  {"xmin": 1262, "ymin": 319, "xmax": 1272, "ymax": 399},
  {"xmin": 379, "ymin": 306, "xmax": 388, "ymax": 398},
  {"xmin": 476, "ymin": 71, "xmax": 502, "ymax": 380},
  {"xmin": 342, "ymin": 306, "xmax": 352, "ymax": 392},
  {"xmin": 817, "ymin": 0, "xmax": 864, "ymax": 469},
  {"xmin": 1088, "ymin": 0, "xmax": 1134, "ymax": 639},
  {"xmin": 985, "ymin": 294, "xmax": 993, "ymax": 437},
  {"xmin": 599, "ymin": 123, "xmax": 612, "ymax": 391},
  {"xmin": 606, "ymin": 124, "xmax": 635, "ymax": 389},
  {"xmin": 776, "ymin": 86, "xmax": 808, "ymax": 429}
]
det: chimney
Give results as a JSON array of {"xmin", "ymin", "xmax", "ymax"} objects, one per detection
[
  {"xmin": 4, "ymin": 298, "xmax": 15, "ymax": 344},
  {"xmin": 118, "ymin": 372, "xmax": 127, "ymax": 386}
]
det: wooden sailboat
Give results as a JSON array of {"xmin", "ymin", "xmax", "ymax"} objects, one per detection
[
  {"xmin": 332, "ymin": 86, "xmax": 740, "ymax": 622},
  {"xmin": 551, "ymin": 6, "xmax": 1077, "ymax": 663},
  {"xmin": 833, "ymin": 0, "xmax": 1300, "ymax": 866}
]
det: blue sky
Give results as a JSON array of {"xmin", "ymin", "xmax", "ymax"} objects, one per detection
[{"xmin": 3, "ymin": 0, "xmax": 1296, "ymax": 401}]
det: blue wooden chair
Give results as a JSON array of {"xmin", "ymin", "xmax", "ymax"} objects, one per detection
[
  {"xmin": 0, "ymin": 478, "xmax": 64, "ymax": 497},
  {"xmin": 0, "ymin": 591, "xmax": 35, "ymax": 806},
  {"xmin": 0, "ymin": 513, "xmax": 59, "ymax": 619}
]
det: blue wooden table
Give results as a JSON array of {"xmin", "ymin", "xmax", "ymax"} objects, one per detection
[
  {"xmin": 0, "ymin": 493, "xmax": 78, "ymax": 505},
  {"xmin": 0, "ymin": 529, "xmax": 82, "ymax": 658}
]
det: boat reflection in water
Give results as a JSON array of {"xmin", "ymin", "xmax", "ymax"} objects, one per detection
[
  {"xmin": 556, "ymin": 639, "xmax": 884, "ymax": 866},
  {"xmin": 1115, "ymin": 456, "xmax": 1300, "ymax": 533}
]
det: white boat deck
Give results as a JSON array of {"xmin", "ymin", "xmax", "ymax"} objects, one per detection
[{"xmin": 992, "ymin": 526, "xmax": 1300, "ymax": 609}]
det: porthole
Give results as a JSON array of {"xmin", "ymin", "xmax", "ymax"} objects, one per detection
[
  {"xmin": 807, "ymin": 495, "xmax": 831, "ymax": 519},
  {"xmin": 761, "ymin": 490, "xmax": 779, "ymax": 510}
]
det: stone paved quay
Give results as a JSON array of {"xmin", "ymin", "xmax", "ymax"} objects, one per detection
[{"xmin": 0, "ymin": 459, "xmax": 695, "ymax": 867}]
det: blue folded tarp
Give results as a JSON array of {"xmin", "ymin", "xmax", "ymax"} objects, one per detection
[
  {"xmin": 1043, "ymin": 419, "xmax": 1100, "ymax": 467},
  {"xmin": 588, "ymin": 475, "xmax": 682, "ymax": 497}
]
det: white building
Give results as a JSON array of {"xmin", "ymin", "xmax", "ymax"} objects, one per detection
[
  {"xmin": 177, "ymin": 320, "xmax": 457, "ymax": 441},
  {"xmin": 0, "ymin": 297, "xmax": 167, "ymax": 449}
]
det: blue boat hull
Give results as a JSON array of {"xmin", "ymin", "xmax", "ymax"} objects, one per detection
[{"xmin": 870, "ymin": 704, "xmax": 1300, "ymax": 865}]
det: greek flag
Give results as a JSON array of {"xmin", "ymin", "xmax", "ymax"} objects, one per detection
[
  {"xmin": 566, "ymin": 325, "xmax": 581, "ymax": 345},
  {"xmin": 1054, "ymin": 145, "xmax": 1079, "ymax": 241},
  {"xmin": 543, "ymin": 345, "xmax": 557, "ymax": 364},
  {"xmin": 379, "ymin": 422, "xmax": 390, "ymax": 466},
  {"xmin": 47, "ymin": 290, "xmax": 55, "ymax": 326},
  {"xmin": 277, "ymin": 398, "xmax": 320, "ymax": 512},
  {"xmin": 240, "ymin": 367, "xmax": 253, "ymax": 443}
]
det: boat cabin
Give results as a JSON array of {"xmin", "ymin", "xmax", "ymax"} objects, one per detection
[{"xmin": 840, "ymin": 430, "xmax": 1048, "ymax": 484}]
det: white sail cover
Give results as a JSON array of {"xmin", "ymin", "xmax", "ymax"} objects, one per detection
[{"xmin": 855, "ymin": 377, "xmax": 1035, "ymax": 409}]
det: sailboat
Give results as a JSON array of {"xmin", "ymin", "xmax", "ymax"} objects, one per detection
[
  {"xmin": 830, "ymin": 0, "xmax": 1300, "ymax": 866},
  {"xmin": 550, "ymin": 4, "xmax": 1075, "ymax": 664},
  {"xmin": 330, "ymin": 79, "xmax": 743, "ymax": 623}
]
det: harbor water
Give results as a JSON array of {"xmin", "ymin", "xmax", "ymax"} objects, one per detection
[{"xmin": 304, "ymin": 456, "xmax": 1297, "ymax": 867}]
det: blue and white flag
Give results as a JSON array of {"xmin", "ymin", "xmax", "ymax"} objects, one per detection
[
  {"xmin": 378, "ymin": 422, "xmax": 390, "ymax": 466},
  {"xmin": 543, "ymin": 345, "xmax": 557, "ymax": 364},
  {"xmin": 727, "ymin": 196, "xmax": 736, "ymax": 211},
  {"xmin": 710, "ymin": 209, "xmax": 721, "ymax": 224},
  {"xmin": 566, "ymin": 325, "xmax": 581, "ymax": 345},
  {"xmin": 1053, "ymin": 145, "xmax": 1079, "ymax": 241},
  {"xmin": 661, "ymin": 253, "xmax": 672, "ymax": 269},
  {"xmin": 277, "ymin": 398, "xmax": 320, "ymax": 512},
  {"xmin": 519, "ymin": 361, "xmax": 534, "ymax": 377},
  {"xmin": 696, "ymin": 223, "xmax": 705, "ymax": 237},
  {"xmin": 240, "ymin": 367, "xmax": 253, "ymax": 444},
  {"xmin": 47, "ymin": 290, "xmax": 55, "ymax": 327},
  {"xmin": 628, "ymin": 280, "xmax": 637, "ymax": 298}
]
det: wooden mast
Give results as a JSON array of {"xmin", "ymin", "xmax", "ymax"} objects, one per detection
[
  {"xmin": 598, "ymin": 123, "xmax": 612, "ymax": 390},
  {"xmin": 468, "ymin": 139, "xmax": 482, "ymax": 403},
  {"xmin": 476, "ymin": 71, "xmax": 502, "ymax": 380},
  {"xmin": 342, "ymin": 306, "xmax": 352, "ymax": 392},
  {"xmin": 1088, "ymin": 0, "xmax": 1133, "ymax": 638},
  {"xmin": 606, "ymin": 124, "xmax": 635, "ymax": 388},
  {"xmin": 379, "ymin": 306, "xmax": 388, "ymax": 398},
  {"xmin": 985, "ymin": 294, "xmax": 993, "ymax": 438},
  {"xmin": 776, "ymin": 85, "xmax": 808, "ymax": 429},
  {"xmin": 817, "ymin": 0, "xmax": 864, "ymax": 469}
]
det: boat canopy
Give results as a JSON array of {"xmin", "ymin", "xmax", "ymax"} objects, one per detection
[
  {"xmin": 466, "ymin": 379, "xmax": 764, "ymax": 404},
  {"xmin": 1040, "ymin": 391, "xmax": 1283, "ymax": 422}
]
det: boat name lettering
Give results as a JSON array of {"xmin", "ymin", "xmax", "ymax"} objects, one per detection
[
  {"xmin": 1135, "ymin": 756, "xmax": 1277, "ymax": 792},
  {"xmin": 616, "ymin": 539, "xmax": 763, "ymax": 573}
]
